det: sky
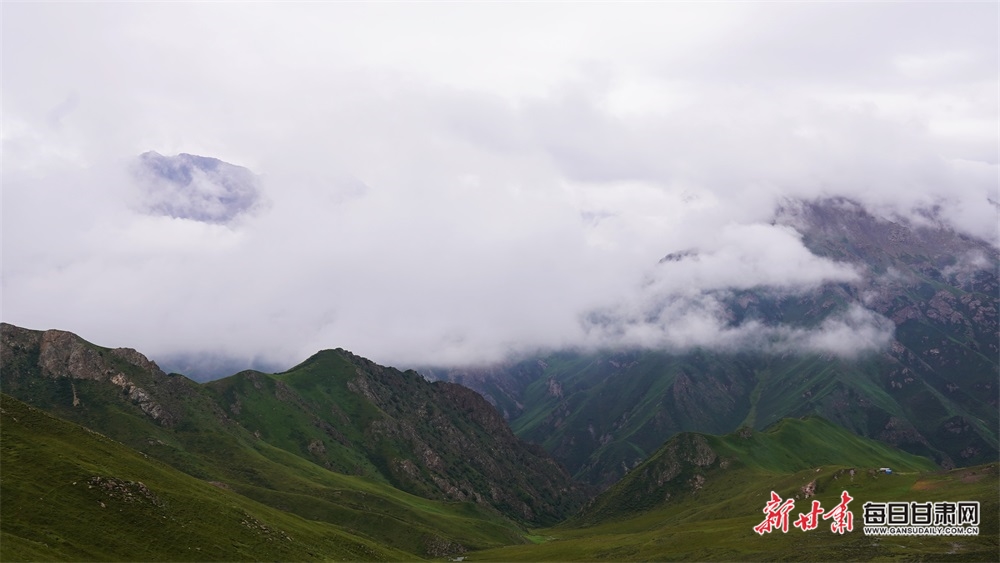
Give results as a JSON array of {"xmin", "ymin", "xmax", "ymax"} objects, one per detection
[{"xmin": 2, "ymin": 2, "xmax": 997, "ymax": 376}]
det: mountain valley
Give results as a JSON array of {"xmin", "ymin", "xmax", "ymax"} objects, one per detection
[{"xmin": 1, "ymin": 198, "xmax": 997, "ymax": 561}]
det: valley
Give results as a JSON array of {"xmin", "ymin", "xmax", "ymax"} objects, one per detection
[
  {"xmin": 5, "ymin": 3, "xmax": 997, "ymax": 561},
  {"xmin": 2, "ymin": 312, "xmax": 997, "ymax": 560}
]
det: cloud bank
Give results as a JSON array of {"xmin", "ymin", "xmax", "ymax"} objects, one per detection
[{"xmin": 2, "ymin": 3, "xmax": 996, "ymax": 374}]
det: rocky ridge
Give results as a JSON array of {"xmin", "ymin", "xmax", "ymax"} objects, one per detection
[{"xmin": 0, "ymin": 324, "xmax": 584, "ymax": 526}]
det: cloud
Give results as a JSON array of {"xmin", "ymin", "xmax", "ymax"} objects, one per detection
[
  {"xmin": 131, "ymin": 152, "xmax": 264, "ymax": 224},
  {"xmin": 784, "ymin": 305, "xmax": 896, "ymax": 357},
  {"xmin": 647, "ymin": 223, "xmax": 861, "ymax": 293},
  {"xmin": 1, "ymin": 2, "xmax": 996, "ymax": 372},
  {"xmin": 568, "ymin": 221, "xmax": 882, "ymax": 357},
  {"xmin": 584, "ymin": 295, "xmax": 895, "ymax": 358},
  {"xmin": 941, "ymin": 249, "xmax": 995, "ymax": 280}
]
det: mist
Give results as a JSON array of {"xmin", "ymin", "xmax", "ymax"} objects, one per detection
[{"xmin": 2, "ymin": 2, "xmax": 996, "ymax": 376}]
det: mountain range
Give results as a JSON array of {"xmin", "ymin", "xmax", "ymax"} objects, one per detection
[
  {"xmin": 423, "ymin": 198, "xmax": 998, "ymax": 487},
  {"xmin": 0, "ymin": 323, "xmax": 582, "ymax": 559},
  {"xmin": 3, "ymin": 319, "xmax": 997, "ymax": 560},
  {"xmin": 1, "ymin": 197, "xmax": 997, "ymax": 561}
]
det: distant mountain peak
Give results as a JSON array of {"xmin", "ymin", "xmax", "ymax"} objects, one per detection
[
  {"xmin": 132, "ymin": 151, "xmax": 262, "ymax": 224},
  {"xmin": 658, "ymin": 248, "xmax": 699, "ymax": 264}
]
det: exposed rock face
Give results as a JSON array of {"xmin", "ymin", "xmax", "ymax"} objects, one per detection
[
  {"xmin": 2, "ymin": 324, "xmax": 585, "ymax": 525},
  {"xmin": 641, "ymin": 433, "xmax": 717, "ymax": 492},
  {"xmin": 2, "ymin": 323, "xmax": 178, "ymax": 426},
  {"xmin": 572, "ymin": 431, "xmax": 725, "ymax": 523},
  {"xmin": 416, "ymin": 360, "xmax": 544, "ymax": 421},
  {"xmin": 88, "ymin": 475, "xmax": 164, "ymax": 507},
  {"xmin": 801, "ymin": 480, "xmax": 817, "ymax": 498},
  {"xmin": 108, "ymin": 373, "xmax": 174, "ymax": 425},
  {"xmin": 327, "ymin": 350, "xmax": 584, "ymax": 524},
  {"xmin": 423, "ymin": 535, "xmax": 467, "ymax": 558},
  {"xmin": 38, "ymin": 330, "xmax": 108, "ymax": 381}
]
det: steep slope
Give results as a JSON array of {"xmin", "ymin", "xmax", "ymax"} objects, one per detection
[
  {"xmin": 426, "ymin": 198, "xmax": 999, "ymax": 487},
  {"xmin": 206, "ymin": 349, "xmax": 584, "ymax": 524},
  {"xmin": 472, "ymin": 418, "xmax": 998, "ymax": 562},
  {"xmin": 0, "ymin": 323, "xmax": 581, "ymax": 556}
]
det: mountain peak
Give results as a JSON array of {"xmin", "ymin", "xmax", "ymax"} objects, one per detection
[{"xmin": 132, "ymin": 151, "xmax": 262, "ymax": 224}]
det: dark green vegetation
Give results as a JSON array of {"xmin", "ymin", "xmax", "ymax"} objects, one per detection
[
  {"xmin": 0, "ymin": 324, "xmax": 582, "ymax": 560},
  {"xmin": 428, "ymin": 199, "xmax": 999, "ymax": 487},
  {"xmin": 2, "ymin": 355, "xmax": 996, "ymax": 561},
  {"xmin": 471, "ymin": 419, "xmax": 998, "ymax": 562}
]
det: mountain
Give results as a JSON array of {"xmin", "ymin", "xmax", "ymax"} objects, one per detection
[
  {"xmin": 471, "ymin": 418, "xmax": 999, "ymax": 562},
  {"xmin": 132, "ymin": 151, "xmax": 262, "ymax": 224},
  {"xmin": 576, "ymin": 416, "xmax": 937, "ymax": 524},
  {"xmin": 2, "ymin": 314, "xmax": 994, "ymax": 560},
  {"xmin": 206, "ymin": 349, "xmax": 584, "ymax": 523},
  {"xmin": 423, "ymin": 198, "xmax": 1000, "ymax": 487},
  {"xmin": 0, "ymin": 323, "xmax": 583, "ymax": 558}
]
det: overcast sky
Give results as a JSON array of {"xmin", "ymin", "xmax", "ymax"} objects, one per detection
[{"xmin": 2, "ymin": 2, "xmax": 997, "ymax": 375}]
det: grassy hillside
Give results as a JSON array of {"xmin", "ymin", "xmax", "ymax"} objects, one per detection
[
  {"xmin": 0, "ymin": 393, "xmax": 414, "ymax": 561},
  {"xmin": 0, "ymin": 379, "xmax": 527, "ymax": 559},
  {"xmin": 469, "ymin": 418, "xmax": 998, "ymax": 561},
  {"xmin": 6, "ymin": 388, "xmax": 993, "ymax": 562},
  {"xmin": 462, "ymin": 341, "xmax": 997, "ymax": 489},
  {"xmin": 0, "ymin": 325, "xmax": 577, "ymax": 558},
  {"xmin": 206, "ymin": 348, "xmax": 584, "ymax": 524},
  {"xmin": 472, "ymin": 464, "xmax": 998, "ymax": 561},
  {"xmin": 578, "ymin": 416, "xmax": 938, "ymax": 523}
]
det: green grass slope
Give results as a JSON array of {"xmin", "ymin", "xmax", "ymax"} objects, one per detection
[
  {"xmin": 0, "ymin": 393, "xmax": 414, "ymax": 561},
  {"xmin": 469, "ymin": 418, "xmax": 998, "ymax": 562},
  {"xmin": 580, "ymin": 416, "xmax": 938, "ymax": 523},
  {"xmin": 8, "ymin": 399, "xmax": 523, "ymax": 559},
  {"xmin": 472, "ymin": 464, "xmax": 999, "ymax": 561},
  {"xmin": 509, "ymin": 349, "xmax": 757, "ymax": 486},
  {"xmin": 206, "ymin": 348, "xmax": 583, "ymax": 524},
  {"xmin": 488, "ymin": 338, "xmax": 996, "ymax": 488},
  {"xmin": 0, "ymin": 325, "xmax": 547, "ymax": 557}
]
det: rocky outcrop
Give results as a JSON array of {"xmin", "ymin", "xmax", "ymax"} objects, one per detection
[
  {"xmin": 1, "ymin": 327, "xmax": 578, "ymax": 554},
  {"xmin": 1, "ymin": 323, "xmax": 177, "ymax": 426},
  {"xmin": 331, "ymin": 350, "xmax": 584, "ymax": 524},
  {"xmin": 638, "ymin": 434, "xmax": 717, "ymax": 494},
  {"xmin": 88, "ymin": 475, "xmax": 164, "ymax": 507},
  {"xmin": 201, "ymin": 347, "xmax": 586, "ymax": 525}
]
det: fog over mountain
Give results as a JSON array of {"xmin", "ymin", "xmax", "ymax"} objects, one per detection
[
  {"xmin": 133, "ymin": 151, "xmax": 264, "ymax": 224},
  {"xmin": 2, "ymin": 3, "xmax": 996, "ymax": 376}
]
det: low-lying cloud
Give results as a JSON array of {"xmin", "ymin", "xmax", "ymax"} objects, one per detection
[
  {"xmin": 583, "ymin": 288, "xmax": 895, "ymax": 359},
  {"xmin": 2, "ymin": 2, "xmax": 995, "ymax": 375}
]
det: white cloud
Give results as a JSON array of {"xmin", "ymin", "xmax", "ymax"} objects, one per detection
[
  {"xmin": 1, "ymin": 2, "xmax": 996, "ymax": 371},
  {"xmin": 647, "ymin": 223, "xmax": 861, "ymax": 294},
  {"xmin": 582, "ymin": 293, "xmax": 894, "ymax": 358}
]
